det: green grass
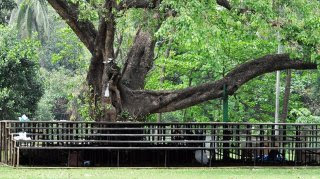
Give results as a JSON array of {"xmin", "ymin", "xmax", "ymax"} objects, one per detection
[{"xmin": 0, "ymin": 166, "xmax": 320, "ymax": 179}]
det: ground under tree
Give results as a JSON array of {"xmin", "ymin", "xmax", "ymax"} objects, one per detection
[{"xmin": 47, "ymin": 0, "xmax": 318, "ymax": 121}]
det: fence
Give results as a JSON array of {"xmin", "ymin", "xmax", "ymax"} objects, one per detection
[{"xmin": 1, "ymin": 121, "xmax": 320, "ymax": 167}]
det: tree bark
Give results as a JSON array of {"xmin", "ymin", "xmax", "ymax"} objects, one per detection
[
  {"xmin": 120, "ymin": 30, "xmax": 155, "ymax": 90},
  {"xmin": 281, "ymin": 69, "xmax": 292, "ymax": 123}
]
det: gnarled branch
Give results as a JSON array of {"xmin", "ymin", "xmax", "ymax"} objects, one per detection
[
  {"xmin": 48, "ymin": 0, "xmax": 97, "ymax": 54},
  {"xmin": 120, "ymin": 54, "xmax": 317, "ymax": 117},
  {"xmin": 120, "ymin": 30, "xmax": 155, "ymax": 90}
]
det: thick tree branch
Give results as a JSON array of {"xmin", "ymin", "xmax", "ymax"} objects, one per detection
[
  {"xmin": 117, "ymin": 0, "xmax": 159, "ymax": 10},
  {"xmin": 120, "ymin": 30, "xmax": 155, "ymax": 90},
  {"xmin": 48, "ymin": 0, "xmax": 97, "ymax": 54},
  {"xmin": 120, "ymin": 54, "xmax": 317, "ymax": 117}
]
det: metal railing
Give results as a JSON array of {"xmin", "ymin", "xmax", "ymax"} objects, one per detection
[{"xmin": 1, "ymin": 121, "xmax": 320, "ymax": 167}]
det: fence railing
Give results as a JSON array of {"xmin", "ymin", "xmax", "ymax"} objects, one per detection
[{"xmin": 1, "ymin": 121, "xmax": 320, "ymax": 167}]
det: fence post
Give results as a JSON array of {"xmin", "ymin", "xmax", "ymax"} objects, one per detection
[{"xmin": 0, "ymin": 122, "xmax": 2, "ymax": 163}]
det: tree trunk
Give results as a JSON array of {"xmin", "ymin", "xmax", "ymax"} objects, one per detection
[
  {"xmin": 87, "ymin": 55, "xmax": 104, "ymax": 119},
  {"xmin": 281, "ymin": 69, "xmax": 292, "ymax": 123}
]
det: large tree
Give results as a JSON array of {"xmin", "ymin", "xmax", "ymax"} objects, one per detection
[{"xmin": 47, "ymin": 0, "xmax": 319, "ymax": 121}]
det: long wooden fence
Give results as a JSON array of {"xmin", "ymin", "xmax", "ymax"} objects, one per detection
[{"xmin": 1, "ymin": 121, "xmax": 320, "ymax": 167}]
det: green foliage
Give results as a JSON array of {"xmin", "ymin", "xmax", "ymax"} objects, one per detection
[
  {"xmin": 67, "ymin": 0, "xmax": 101, "ymax": 21},
  {"xmin": 290, "ymin": 108, "xmax": 320, "ymax": 123},
  {"xmin": 281, "ymin": 1, "xmax": 320, "ymax": 62},
  {"xmin": 6, "ymin": 2, "xmax": 91, "ymax": 121},
  {"xmin": 40, "ymin": 25, "xmax": 90, "ymax": 71},
  {"xmin": 0, "ymin": 25, "xmax": 43, "ymax": 120},
  {"xmin": 143, "ymin": 0, "xmax": 320, "ymax": 122},
  {"xmin": 32, "ymin": 10, "xmax": 91, "ymax": 121},
  {"xmin": 34, "ymin": 68, "xmax": 88, "ymax": 121}
]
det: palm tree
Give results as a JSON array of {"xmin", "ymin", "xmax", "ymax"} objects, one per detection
[{"xmin": 9, "ymin": 0, "xmax": 49, "ymax": 40}]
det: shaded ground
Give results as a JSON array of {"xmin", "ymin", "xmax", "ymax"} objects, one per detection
[{"xmin": 0, "ymin": 165, "xmax": 319, "ymax": 179}]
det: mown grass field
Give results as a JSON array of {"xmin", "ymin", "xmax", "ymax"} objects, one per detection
[{"xmin": 0, "ymin": 166, "xmax": 320, "ymax": 179}]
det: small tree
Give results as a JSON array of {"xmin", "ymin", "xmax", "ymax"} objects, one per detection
[{"xmin": 0, "ymin": 26, "xmax": 43, "ymax": 120}]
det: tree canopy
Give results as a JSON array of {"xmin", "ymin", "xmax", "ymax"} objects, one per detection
[{"xmin": 44, "ymin": 0, "xmax": 319, "ymax": 121}]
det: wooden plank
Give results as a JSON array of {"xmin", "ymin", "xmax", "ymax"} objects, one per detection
[
  {"xmin": 12, "ymin": 133, "xmax": 320, "ymax": 138},
  {"xmin": 8, "ymin": 126, "xmax": 320, "ymax": 132}
]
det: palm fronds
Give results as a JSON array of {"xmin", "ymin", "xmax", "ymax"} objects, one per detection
[{"xmin": 10, "ymin": 0, "xmax": 49, "ymax": 40}]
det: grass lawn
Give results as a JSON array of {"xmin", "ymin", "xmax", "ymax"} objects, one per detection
[{"xmin": 0, "ymin": 166, "xmax": 320, "ymax": 179}]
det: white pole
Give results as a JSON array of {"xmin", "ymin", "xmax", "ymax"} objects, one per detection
[
  {"xmin": 274, "ymin": 0, "xmax": 284, "ymax": 136},
  {"xmin": 275, "ymin": 30, "xmax": 283, "ymax": 136}
]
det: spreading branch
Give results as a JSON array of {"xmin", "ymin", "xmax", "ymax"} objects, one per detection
[
  {"xmin": 120, "ymin": 54, "xmax": 317, "ymax": 117},
  {"xmin": 48, "ymin": 0, "xmax": 97, "ymax": 54}
]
